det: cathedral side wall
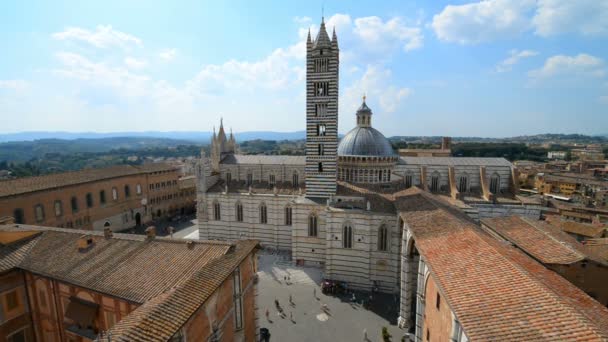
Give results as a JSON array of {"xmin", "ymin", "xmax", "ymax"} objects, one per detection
[{"xmin": 220, "ymin": 164, "xmax": 306, "ymax": 184}]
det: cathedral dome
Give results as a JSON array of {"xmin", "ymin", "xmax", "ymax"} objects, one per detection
[{"xmin": 338, "ymin": 126, "xmax": 396, "ymax": 157}]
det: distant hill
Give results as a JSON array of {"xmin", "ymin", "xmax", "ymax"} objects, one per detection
[
  {"xmin": 0, "ymin": 130, "xmax": 306, "ymax": 143},
  {"xmin": 0, "ymin": 137, "xmax": 195, "ymax": 162}
]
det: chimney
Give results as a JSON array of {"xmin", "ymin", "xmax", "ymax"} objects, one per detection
[
  {"xmin": 441, "ymin": 137, "xmax": 452, "ymax": 150},
  {"xmin": 103, "ymin": 228, "xmax": 113, "ymax": 239},
  {"xmin": 186, "ymin": 240, "xmax": 195, "ymax": 249},
  {"xmin": 77, "ymin": 235, "xmax": 94, "ymax": 251},
  {"xmin": 145, "ymin": 226, "xmax": 156, "ymax": 239}
]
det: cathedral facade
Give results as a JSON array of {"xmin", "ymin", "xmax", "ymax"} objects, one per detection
[{"xmin": 196, "ymin": 18, "xmax": 541, "ymax": 294}]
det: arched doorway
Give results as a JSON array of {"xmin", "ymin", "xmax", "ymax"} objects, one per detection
[{"xmin": 135, "ymin": 213, "xmax": 141, "ymax": 226}]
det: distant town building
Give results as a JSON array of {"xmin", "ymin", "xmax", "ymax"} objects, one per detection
[
  {"xmin": 0, "ymin": 225, "xmax": 259, "ymax": 341},
  {"xmin": 547, "ymin": 151, "xmax": 567, "ymax": 160},
  {"xmin": 0, "ymin": 164, "xmax": 195, "ymax": 232},
  {"xmin": 398, "ymin": 137, "xmax": 452, "ymax": 157}
]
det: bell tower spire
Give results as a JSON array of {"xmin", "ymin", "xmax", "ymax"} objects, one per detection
[{"xmin": 305, "ymin": 16, "xmax": 339, "ymax": 198}]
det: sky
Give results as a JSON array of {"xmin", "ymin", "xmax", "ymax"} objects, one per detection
[{"xmin": 0, "ymin": 0, "xmax": 607, "ymax": 137}]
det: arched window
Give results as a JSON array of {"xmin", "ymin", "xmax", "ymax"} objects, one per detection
[
  {"xmin": 112, "ymin": 187, "xmax": 118, "ymax": 200},
  {"xmin": 430, "ymin": 172, "xmax": 440, "ymax": 192},
  {"xmin": 458, "ymin": 173, "xmax": 468, "ymax": 193},
  {"xmin": 13, "ymin": 208, "xmax": 24, "ymax": 224},
  {"xmin": 226, "ymin": 172, "xmax": 232, "ymax": 183},
  {"xmin": 378, "ymin": 225, "xmax": 388, "ymax": 251},
  {"xmin": 342, "ymin": 224, "xmax": 353, "ymax": 248},
  {"xmin": 405, "ymin": 173, "xmax": 413, "ymax": 188},
  {"xmin": 308, "ymin": 214, "xmax": 318, "ymax": 237},
  {"xmin": 71, "ymin": 196, "xmax": 79, "ymax": 213},
  {"xmin": 54, "ymin": 200, "xmax": 63, "ymax": 217},
  {"xmin": 490, "ymin": 173, "xmax": 500, "ymax": 194},
  {"xmin": 269, "ymin": 174, "xmax": 276, "ymax": 186},
  {"xmin": 246, "ymin": 170, "xmax": 253, "ymax": 185},
  {"xmin": 235, "ymin": 202, "xmax": 243, "ymax": 222},
  {"xmin": 213, "ymin": 201, "xmax": 221, "ymax": 220},
  {"xmin": 284, "ymin": 206, "xmax": 292, "ymax": 226},
  {"xmin": 260, "ymin": 203, "xmax": 267, "ymax": 224},
  {"xmin": 34, "ymin": 204, "xmax": 45, "ymax": 222},
  {"xmin": 124, "ymin": 185, "xmax": 131, "ymax": 197},
  {"xmin": 292, "ymin": 171, "xmax": 299, "ymax": 188},
  {"xmin": 318, "ymin": 162, "xmax": 323, "ymax": 173}
]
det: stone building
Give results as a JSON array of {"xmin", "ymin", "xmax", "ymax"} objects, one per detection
[
  {"xmin": 0, "ymin": 163, "xmax": 195, "ymax": 232},
  {"xmin": 0, "ymin": 224, "xmax": 259, "ymax": 342},
  {"xmin": 197, "ymin": 17, "xmax": 541, "ymax": 294}
]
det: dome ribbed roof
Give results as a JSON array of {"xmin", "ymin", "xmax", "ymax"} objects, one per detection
[{"xmin": 337, "ymin": 126, "xmax": 396, "ymax": 157}]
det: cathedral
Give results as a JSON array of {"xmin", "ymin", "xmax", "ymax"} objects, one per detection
[{"xmin": 196, "ymin": 17, "xmax": 545, "ymax": 336}]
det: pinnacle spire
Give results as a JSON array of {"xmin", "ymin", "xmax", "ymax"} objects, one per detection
[{"xmin": 314, "ymin": 17, "xmax": 331, "ymax": 49}]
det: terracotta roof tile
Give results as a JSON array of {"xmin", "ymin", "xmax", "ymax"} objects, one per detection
[
  {"xmin": 0, "ymin": 163, "xmax": 176, "ymax": 198},
  {"xmin": 398, "ymin": 191, "xmax": 608, "ymax": 341},
  {"xmin": 0, "ymin": 225, "xmax": 233, "ymax": 303},
  {"xmin": 481, "ymin": 216, "xmax": 588, "ymax": 265}
]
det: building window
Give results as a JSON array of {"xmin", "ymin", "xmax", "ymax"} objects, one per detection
[
  {"xmin": 99, "ymin": 190, "xmax": 106, "ymax": 204},
  {"xmin": 226, "ymin": 172, "xmax": 232, "ymax": 183},
  {"xmin": 12, "ymin": 208, "xmax": 24, "ymax": 224},
  {"xmin": 405, "ymin": 174, "xmax": 413, "ymax": 188},
  {"xmin": 343, "ymin": 224, "xmax": 353, "ymax": 248},
  {"xmin": 378, "ymin": 225, "xmax": 388, "ymax": 251},
  {"xmin": 458, "ymin": 174, "xmax": 468, "ymax": 193},
  {"xmin": 490, "ymin": 173, "xmax": 500, "ymax": 194},
  {"xmin": 269, "ymin": 174, "xmax": 276, "ymax": 186},
  {"xmin": 260, "ymin": 204, "xmax": 267, "ymax": 224},
  {"xmin": 292, "ymin": 172, "xmax": 299, "ymax": 187},
  {"xmin": 136, "ymin": 184, "xmax": 142, "ymax": 195},
  {"xmin": 427, "ymin": 329, "xmax": 430, "ymax": 341},
  {"xmin": 318, "ymin": 162, "xmax": 323, "ymax": 173},
  {"xmin": 54, "ymin": 200, "xmax": 63, "ymax": 217},
  {"xmin": 318, "ymin": 144, "xmax": 324, "ymax": 155},
  {"xmin": 315, "ymin": 103, "xmax": 327, "ymax": 116},
  {"xmin": 4, "ymin": 290, "xmax": 19, "ymax": 311},
  {"xmin": 71, "ymin": 196, "xmax": 79, "ymax": 213},
  {"xmin": 156, "ymin": 183, "xmax": 160, "ymax": 189},
  {"xmin": 213, "ymin": 201, "xmax": 221, "ymax": 220},
  {"xmin": 124, "ymin": 185, "xmax": 131, "ymax": 198},
  {"xmin": 285, "ymin": 206, "xmax": 292, "ymax": 226},
  {"xmin": 149, "ymin": 184, "xmax": 153, "ymax": 190},
  {"xmin": 436, "ymin": 292, "xmax": 441, "ymax": 310},
  {"xmin": 317, "ymin": 124, "xmax": 327, "ymax": 136},
  {"xmin": 236, "ymin": 202, "xmax": 243, "ymax": 222},
  {"xmin": 112, "ymin": 187, "xmax": 118, "ymax": 201},
  {"xmin": 431, "ymin": 172, "xmax": 440, "ymax": 192},
  {"xmin": 34, "ymin": 204, "xmax": 45, "ymax": 222},
  {"xmin": 6, "ymin": 329, "xmax": 26, "ymax": 342},
  {"xmin": 247, "ymin": 171, "xmax": 253, "ymax": 185},
  {"xmin": 308, "ymin": 214, "xmax": 318, "ymax": 237},
  {"xmin": 314, "ymin": 81, "xmax": 329, "ymax": 96},
  {"xmin": 86, "ymin": 193, "xmax": 93, "ymax": 208},
  {"xmin": 233, "ymin": 267, "xmax": 244, "ymax": 330}
]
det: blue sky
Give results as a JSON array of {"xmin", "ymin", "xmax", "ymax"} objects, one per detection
[{"xmin": 0, "ymin": 0, "xmax": 607, "ymax": 137}]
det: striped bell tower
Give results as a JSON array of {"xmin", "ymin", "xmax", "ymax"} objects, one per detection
[{"xmin": 305, "ymin": 17, "xmax": 339, "ymax": 198}]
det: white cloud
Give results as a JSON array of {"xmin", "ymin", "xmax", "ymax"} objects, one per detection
[
  {"xmin": 52, "ymin": 25, "xmax": 142, "ymax": 49},
  {"xmin": 354, "ymin": 16, "xmax": 423, "ymax": 52},
  {"xmin": 293, "ymin": 16, "xmax": 312, "ymax": 24},
  {"xmin": 432, "ymin": 0, "xmax": 535, "ymax": 44},
  {"xmin": 496, "ymin": 49, "xmax": 538, "ymax": 72},
  {"xmin": 533, "ymin": 0, "xmax": 608, "ymax": 37},
  {"xmin": 0, "ymin": 80, "xmax": 28, "ymax": 91},
  {"xmin": 159, "ymin": 48, "xmax": 177, "ymax": 61},
  {"xmin": 529, "ymin": 53, "xmax": 606, "ymax": 79},
  {"xmin": 599, "ymin": 95, "xmax": 608, "ymax": 104},
  {"xmin": 343, "ymin": 66, "xmax": 411, "ymax": 114},
  {"xmin": 124, "ymin": 57, "xmax": 147, "ymax": 70}
]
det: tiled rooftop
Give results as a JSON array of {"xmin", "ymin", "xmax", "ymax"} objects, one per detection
[
  {"xmin": 221, "ymin": 154, "xmax": 306, "ymax": 165},
  {"xmin": 397, "ymin": 189, "xmax": 608, "ymax": 341},
  {"xmin": 0, "ymin": 163, "xmax": 177, "ymax": 198},
  {"xmin": 399, "ymin": 156, "xmax": 512, "ymax": 167},
  {"xmin": 481, "ymin": 216, "xmax": 596, "ymax": 265},
  {"xmin": 0, "ymin": 224, "xmax": 259, "ymax": 341}
]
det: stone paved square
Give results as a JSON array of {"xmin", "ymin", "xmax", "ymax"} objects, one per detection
[{"xmin": 256, "ymin": 250, "xmax": 403, "ymax": 342}]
